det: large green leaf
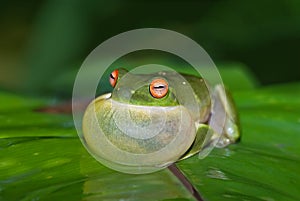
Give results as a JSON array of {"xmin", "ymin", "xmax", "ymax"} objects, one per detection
[{"xmin": 1, "ymin": 68, "xmax": 299, "ymax": 200}]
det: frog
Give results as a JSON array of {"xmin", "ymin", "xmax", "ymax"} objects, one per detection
[{"xmin": 82, "ymin": 68, "xmax": 240, "ymax": 174}]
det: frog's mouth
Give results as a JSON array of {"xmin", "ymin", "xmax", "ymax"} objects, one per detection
[{"xmin": 82, "ymin": 93, "xmax": 196, "ymax": 167}]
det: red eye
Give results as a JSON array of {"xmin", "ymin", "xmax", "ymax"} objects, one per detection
[
  {"xmin": 109, "ymin": 69, "xmax": 119, "ymax": 87},
  {"xmin": 149, "ymin": 78, "xmax": 169, "ymax": 98}
]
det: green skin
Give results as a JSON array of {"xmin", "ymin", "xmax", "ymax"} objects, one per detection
[{"xmin": 83, "ymin": 69, "xmax": 240, "ymax": 167}]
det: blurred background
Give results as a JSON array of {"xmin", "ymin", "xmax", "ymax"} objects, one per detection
[{"xmin": 1, "ymin": 0, "xmax": 299, "ymax": 98}]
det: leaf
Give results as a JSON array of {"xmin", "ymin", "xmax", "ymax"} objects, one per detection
[
  {"xmin": 217, "ymin": 63, "xmax": 259, "ymax": 91},
  {"xmin": 178, "ymin": 82, "xmax": 300, "ymax": 201}
]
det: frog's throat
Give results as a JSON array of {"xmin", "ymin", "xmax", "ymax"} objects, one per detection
[{"xmin": 83, "ymin": 93, "xmax": 196, "ymax": 167}]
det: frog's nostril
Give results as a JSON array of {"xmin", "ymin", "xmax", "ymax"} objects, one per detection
[{"xmin": 114, "ymin": 86, "xmax": 132, "ymax": 100}]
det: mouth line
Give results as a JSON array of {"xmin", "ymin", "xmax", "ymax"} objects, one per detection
[{"xmin": 110, "ymin": 98, "xmax": 182, "ymax": 109}]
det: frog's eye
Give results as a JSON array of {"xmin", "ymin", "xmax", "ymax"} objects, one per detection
[
  {"xmin": 149, "ymin": 78, "xmax": 169, "ymax": 98},
  {"xmin": 109, "ymin": 69, "xmax": 119, "ymax": 88}
]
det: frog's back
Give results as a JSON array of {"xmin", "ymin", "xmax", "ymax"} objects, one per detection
[{"xmin": 182, "ymin": 73, "xmax": 211, "ymax": 122}]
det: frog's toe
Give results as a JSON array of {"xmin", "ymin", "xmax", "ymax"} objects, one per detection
[{"xmin": 215, "ymin": 118, "xmax": 240, "ymax": 148}]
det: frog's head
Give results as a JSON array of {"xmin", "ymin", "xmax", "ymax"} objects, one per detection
[
  {"xmin": 109, "ymin": 69, "xmax": 179, "ymax": 107},
  {"xmin": 82, "ymin": 68, "xmax": 200, "ymax": 174}
]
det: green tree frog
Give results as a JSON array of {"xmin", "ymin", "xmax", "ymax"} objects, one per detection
[{"xmin": 82, "ymin": 68, "xmax": 240, "ymax": 174}]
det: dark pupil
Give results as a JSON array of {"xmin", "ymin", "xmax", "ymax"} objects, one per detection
[
  {"xmin": 110, "ymin": 73, "xmax": 115, "ymax": 80},
  {"xmin": 154, "ymin": 84, "xmax": 165, "ymax": 89}
]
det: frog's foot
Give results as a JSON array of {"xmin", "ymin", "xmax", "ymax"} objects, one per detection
[
  {"xmin": 179, "ymin": 124, "xmax": 215, "ymax": 160},
  {"xmin": 216, "ymin": 117, "xmax": 240, "ymax": 148},
  {"xmin": 210, "ymin": 85, "xmax": 241, "ymax": 148}
]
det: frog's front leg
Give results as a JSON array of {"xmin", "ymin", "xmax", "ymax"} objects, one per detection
[
  {"xmin": 179, "ymin": 124, "xmax": 215, "ymax": 160},
  {"xmin": 210, "ymin": 85, "xmax": 241, "ymax": 148}
]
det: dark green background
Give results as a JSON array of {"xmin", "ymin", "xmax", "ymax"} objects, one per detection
[
  {"xmin": 1, "ymin": 0, "xmax": 300, "ymax": 97},
  {"xmin": 1, "ymin": 1, "xmax": 300, "ymax": 200}
]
